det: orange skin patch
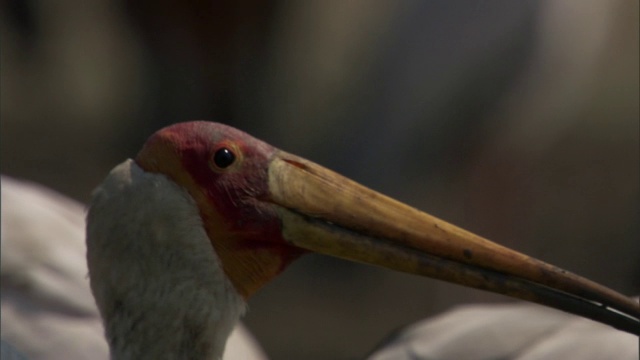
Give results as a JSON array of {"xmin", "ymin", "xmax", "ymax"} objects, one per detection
[{"xmin": 135, "ymin": 121, "xmax": 304, "ymax": 298}]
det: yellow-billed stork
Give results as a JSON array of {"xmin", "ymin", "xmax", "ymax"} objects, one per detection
[{"xmin": 85, "ymin": 121, "xmax": 639, "ymax": 359}]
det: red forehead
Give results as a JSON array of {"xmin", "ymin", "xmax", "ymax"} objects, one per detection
[
  {"xmin": 137, "ymin": 120, "xmax": 288, "ymax": 240},
  {"xmin": 139, "ymin": 121, "xmax": 273, "ymax": 180},
  {"xmin": 139, "ymin": 120, "xmax": 276, "ymax": 209},
  {"xmin": 146, "ymin": 121, "xmax": 275, "ymax": 157}
]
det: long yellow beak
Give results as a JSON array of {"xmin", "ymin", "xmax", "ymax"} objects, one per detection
[{"xmin": 268, "ymin": 151, "xmax": 639, "ymax": 335}]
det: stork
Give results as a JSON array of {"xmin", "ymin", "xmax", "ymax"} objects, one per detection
[{"xmin": 86, "ymin": 121, "xmax": 639, "ymax": 359}]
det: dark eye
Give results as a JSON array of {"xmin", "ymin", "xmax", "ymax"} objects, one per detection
[{"xmin": 213, "ymin": 147, "xmax": 235, "ymax": 169}]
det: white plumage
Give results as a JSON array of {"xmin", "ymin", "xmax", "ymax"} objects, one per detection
[
  {"xmin": 87, "ymin": 160, "xmax": 247, "ymax": 359},
  {"xmin": 0, "ymin": 175, "xmax": 267, "ymax": 360},
  {"xmin": 369, "ymin": 302, "xmax": 639, "ymax": 360}
]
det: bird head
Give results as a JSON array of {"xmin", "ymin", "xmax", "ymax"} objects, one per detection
[
  {"xmin": 131, "ymin": 121, "xmax": 638, "ymax": 334},
  {"xmin": 135, "ymin": 121, "xmax": 302, "ymax": 297}
]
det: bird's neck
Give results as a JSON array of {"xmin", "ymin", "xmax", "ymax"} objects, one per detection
[{"xmin": 87, "ymin": 160, "xmax": 247, "ymax": 360}]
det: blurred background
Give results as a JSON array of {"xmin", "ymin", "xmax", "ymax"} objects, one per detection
[{"xmin": 1, "ymin": 0, "xmax": 638, "ymax": 359}]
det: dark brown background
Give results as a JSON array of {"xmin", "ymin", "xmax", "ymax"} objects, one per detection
[{"xmin": 2, "ymin": 1, "xmax": 638, "ymax": 359}]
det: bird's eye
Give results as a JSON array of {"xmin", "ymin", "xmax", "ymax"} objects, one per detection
[{"xmin": 213, "ymin": 147, "xmax": 235, "ymax": 169}]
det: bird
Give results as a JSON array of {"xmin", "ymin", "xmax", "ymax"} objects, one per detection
[
  {"xmin": 0, "ymin": 176, "xmax": 267, "ymax": 360},
  {"xmin": 85, "ymin": 121, "xmax": 639, "ymax": 359}
]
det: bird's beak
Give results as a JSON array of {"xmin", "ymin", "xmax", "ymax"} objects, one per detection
[{"xmin": 267, "ymin": 152, "xmax": 639, "ymax": 335}]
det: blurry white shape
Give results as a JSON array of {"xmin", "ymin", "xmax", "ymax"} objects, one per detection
[{"xmin": 368, "ymin": 302, "xmax": 638, "ymax": 360}]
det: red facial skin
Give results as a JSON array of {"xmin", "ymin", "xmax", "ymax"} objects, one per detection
[{"xmin": 135, "ymin": 121, "xmax": 304, "ymax": 298}]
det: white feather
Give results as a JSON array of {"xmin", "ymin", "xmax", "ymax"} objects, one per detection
[
  {"xmin": 1, "ymin": 176, "xmax": 108, "ymax": 360},
  {"xmin": 87, "ymin": 160, "xmax": 248, "ymax": 359},
  {"xmin": 368, "ymin": 302, "xmax": 639, "ymax": 360}
]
